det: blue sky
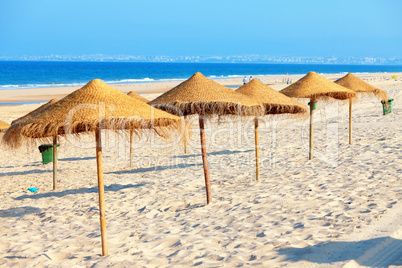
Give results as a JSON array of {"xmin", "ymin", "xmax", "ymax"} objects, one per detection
[{"xmin": 0, "ymin": 0, "xmax": 401, "ymax": 58}]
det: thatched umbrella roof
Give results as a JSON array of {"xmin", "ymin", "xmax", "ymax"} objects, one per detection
[
  {"xmin": 3, "ymin": 79, "xmax": 184, "ymax": 148},
  {"xmin": 0, "ymin": 120, "xmax": 10, "ymax": 133},
  {"xmin": 127, "ymin": 91, "xmax": 149, "ymax": 103},
  {"xmin": 11, "ymin": 99, "xmax": 58, "ymax": 125},
  {"xmin": 237, "ymin": 78, "xmax": 308, "ymax": 115},
  {"xmin": 334, "ymin": 73, "xmax": 388, "ymax": 101},
  {"xmin": 280, "ymin": 71, "xmax": 356, "ymax": 100},
  {"xmin": 150, "ymin": 72, "xmax": 264, "ymax": 117}
]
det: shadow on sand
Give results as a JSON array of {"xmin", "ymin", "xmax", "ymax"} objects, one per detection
[
  {"xmin": 0, "ymin": 169, "xmax": 51, "ymax": 177},
  {"xmin": 106, "ymin": 163, "xmax": 202, "ymax": 175},
  {"xmin": 106, "ymin": 150, "xmax": 252, "ymax": 175},
  {"xmin": 276, "ymin": 237, "xmax": 402, "ymax": 267},
  {"xmin": 0, "ymin": 206, "xmax": 41, "ymax": 218},
  {"xmin": 14, "ymin": 183, "xmax": 147, "ymax": 200},
  {"xmin": 174, "ymin": 149, "xmax": 253, "ymax": 159},
  {"xmin": 58, "ymin": 156, "xmax": 96, "ymax": 162}
]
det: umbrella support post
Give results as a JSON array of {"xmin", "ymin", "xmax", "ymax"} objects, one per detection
[
  {"xmin": 95, "ymin": 129, "xmax": 108, "ymax": 256},
  {"xmin": 309, "ymin": 100, "xmax": 315, "ymax": 160},
  {"xmin": 129, "ymin": 130, "xmax": 133, "ymax": 168},
  {"xmin": 254, "ymin": 118, "xmax": 260, "ymax": 181},
  {"xmin": 349, "ymin": 99, "xmax": 352, "ymax": 145},
  {"xmin": 53, "ymin": 136, "xmax": 57, "ymax": 190},
  {"xmin": 199, "ymin": 114, "xmax": 212, "ymax": 204}
]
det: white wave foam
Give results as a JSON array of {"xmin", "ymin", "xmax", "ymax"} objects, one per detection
[
  {"xmin": 0, "ymin": 71, "xmax": 393, "ymax": 90},
  {"xmin": 0, "ymin": 78, "xmax": 157, "ymax": 89},
  {"xmin": 107, "ymin": 78, "xmax": 155, "ymax": 83},
  {"xmin": 0, "ymin": 83, "xmax": 86, "ymax": 90},
  {"xmin": 0, "ymin": 85, "xmax": 21, "ymax": 88}
]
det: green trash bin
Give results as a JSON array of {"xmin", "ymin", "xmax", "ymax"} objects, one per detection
[
  {"xmin": 381, "ymin": 99, "xmax": 394, "ymax": 115},
  {"xmin": 308, "ymin": 101, "xmax": 317, "ymax": 110},
  {"xmin": 38, "ymin": 144, "xmax": 60, "ymax": 164}
]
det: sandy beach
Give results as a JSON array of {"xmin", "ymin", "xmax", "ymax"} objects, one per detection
[{"xmin": 0, "ymin": 73, "xmax": 401, "ymax": 267}]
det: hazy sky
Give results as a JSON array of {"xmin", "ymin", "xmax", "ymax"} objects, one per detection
[{"xmin": 1, "ymin": 0, "xmax": 401, "ymax": 58}]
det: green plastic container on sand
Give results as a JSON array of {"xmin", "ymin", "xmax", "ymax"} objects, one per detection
[
  {"xmin": 381, "ymin": 99, "xmax": 394, "ymax": 115},
  {"xmin": 308, "ymin": 101, "xmax": 317, "ymax": 110},
  {"xmin": 38, "ymin": 144, "xmax": 60, "ymax": 164}
]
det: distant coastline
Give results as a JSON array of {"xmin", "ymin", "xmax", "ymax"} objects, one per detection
[{"xmin": 1, "ymin": 54, "xmax": 402, "ymax": 65}]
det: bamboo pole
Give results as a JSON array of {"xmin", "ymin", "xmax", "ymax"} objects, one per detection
[
  {"xmin": 95, "ymin": 129, "xmax": 108, "ymax": 256},
  {"xmin": 254, "ymin": 118, "xmax": 260, "ymax": 181},
  {"xmin": 129, "ymin": 130, "xmax": 133, "ymax": 168},
  {"xmin": 309, "ymin": 99, "xmax": 315, "ymax": 160},
  {"xmin": 199, "ymin": 114, "xmax": 212, "ymax": 204},
  {"xmin": 52, "ymin": 136, "xmax": 57, "ymax": 190},
  {"xmin": 349, "ymin": 98, "xmax": 352, "ymax": 145}
]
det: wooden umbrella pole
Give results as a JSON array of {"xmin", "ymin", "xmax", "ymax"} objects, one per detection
[
  {"xmin": 199, "ymin": 114, "xmax": 212, "ymax": 204},
  {"xmin": 95, "ymin": 129, "xmax": 108, "ymax": 256},
  {"xmin": 129, "ymin": 130, "xmax": 133, "ymax": 168},
  {"xmin": 52, "ymin": 136, "xmax": 58, "ymax": 190},
  {"xmin": 184, "ymin": 121, "xmax": 189, "ymax": 154},
  {"xmin": 349, "ymin": 98, "xmax": 352, "ymax": 145},
  {"xmin": 309, "ymin": 99, "xmax": 315, "ymax": 160},
  {"xmin": 254, "ymin": 118, "xmax": 260, "ymax": 181}
]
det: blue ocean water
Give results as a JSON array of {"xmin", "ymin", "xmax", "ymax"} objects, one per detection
[{"xmin": 1, "ymin": 61, "xmax": 402, "ymax": 90}]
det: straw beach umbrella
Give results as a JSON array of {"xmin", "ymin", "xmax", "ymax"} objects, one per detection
[
  {"xmin": 3, "ymin": 79, "xmax": 184, "ymax": 256},
  {"xmin": 0, "ymin": 120, "xmax": 10, "ymax": 133},
  {"xmin": 11, "ymin": 99, "xmax": 60, "ymax": 190},
  {"xmin": 280, "ymin": 72, "xmax": 356, "ymax": 160},
  {"xmin": 236, "ymin": 79, "xmax": 308, "ymax": 180},
  {"xmin": 11, "ymin": 98, "xmax": 58, "ymax": 125},
  {"xmin": 127, "ymin": 91, "xmax": 149, "ymax": 167},
  {"xmin": 127, "ymin": 91, "xmax": 149, "ymax": 103},
  {"xmin": 150, "ymin": 72, "xmax": 264, "ymax": 204},
  {"xmin": 129, "ymin": 89, "xmax": 192, "ymax": 154},
  {"xmin": 334, "ymin": 73, "xmax": 388, "ymax": 144}
]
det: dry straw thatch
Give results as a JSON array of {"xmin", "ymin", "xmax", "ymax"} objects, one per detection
[
  {"xmin": 150, "ymin": 72, "xmax": 264, "ymax": 117},
  {"xmin": 237, "ymin": 78, "xmax": 308, "ymax": 115},
  {"xmin": 11, "ymin": 99, "xmax": 58, "ymax": 125},
  {"xmin": 127, "ymin": 91, "xmax": 149, "ymax": 103},
  {"xmin": 0, "ymin": 120, "xmax": 10, "ymax": 133},
  {"xmin": 280, "ymin": 71, "xmax": 357, "ymax": 101},
  {"xmin": 3, "ymin": 79, "xmax": 185, "ymax": 148},
  {"xmin": 334, "ymin": 73, "xmax": 388, "ymax": 101}
]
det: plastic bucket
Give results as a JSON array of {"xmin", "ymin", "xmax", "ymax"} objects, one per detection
[
  {"xmin": 39, "ymin": 144, "xmax": 60, "ymax": 164},
  {"xmin": 308, "ymin": 101, "xmax": 317, "ymax": 110},
  {"xmin": 381, "ymin": 99, "xmax": 394, "ymax": 115}
]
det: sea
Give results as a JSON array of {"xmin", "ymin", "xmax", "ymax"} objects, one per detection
[{"xmin": 1, "ymin": 61, "xmax": 402, "ymax": 90}]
